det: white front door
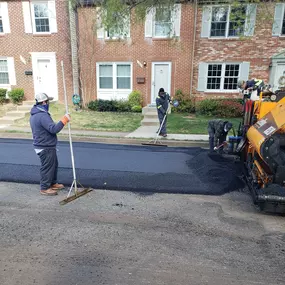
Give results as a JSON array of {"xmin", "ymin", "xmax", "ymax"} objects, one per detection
[
  {"xmin": 273, "ymin": 64, "xmax": 285, "ymax": 91},
  {"xmin": 31, "ymin": 52, "xmax": 58, "ymax": 101},
  {"xmin": 151, "ymin": 62, "xmax": 171, "ymax": 103}
]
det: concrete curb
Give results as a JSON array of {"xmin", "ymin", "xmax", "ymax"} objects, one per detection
[{"xmin": 0, "ymin": 131, "xmax": 209, "ymax": 148}]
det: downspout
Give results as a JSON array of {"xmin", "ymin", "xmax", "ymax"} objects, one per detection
[
  {"xmin": 69, "ymin": 1, "xmax": 79, "ymax": 95},
  {"xmin": 190, "ymin": 0, "xmax": 198, "ymax": 97}
]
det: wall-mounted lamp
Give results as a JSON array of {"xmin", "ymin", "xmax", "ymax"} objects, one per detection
[{"xmin": 143, "ymin": 61, "xmax": 147, "ymax": 67}]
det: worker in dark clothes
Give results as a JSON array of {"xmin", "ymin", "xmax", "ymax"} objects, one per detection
[
  {"xmin": 208, "ymin": 119, "xmax": 233, "ymax": 153},
  {"xmin": 30, "ymin": 93, "xmax": 71, "ymax": 196},
  {"xmin": 156, "ymin": 88, "xmax": 171, "ymax": 137}
]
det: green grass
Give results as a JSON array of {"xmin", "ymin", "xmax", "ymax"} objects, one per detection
[
  {"xmin": 13, "ymin": 103, "xmax": 143, "ymax": 132},
  {"xmin": 167, "ymin": 113, "xmax": 242, "ymax": 135}
]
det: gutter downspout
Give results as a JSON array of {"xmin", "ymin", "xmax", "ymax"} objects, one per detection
[
  {"xmin": 69, "ymin": 1, "xmax": 79, "ymax": 95},
  {"xmin": 190, "ymin": 0, "xmax": 198, "ymax": 97}
]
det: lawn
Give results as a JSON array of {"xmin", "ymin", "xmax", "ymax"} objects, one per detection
[
  {"xmin": 0, "ymin": 103, "xmax": 15, "ymax": 117},
  {"xmin": 13, "ymin": 103, "xmax": 143, "ymax": 133},
  {"xmin": 167, "ymin": 113, "xmax": 242, "ymax": 135},
  {"xmin": 11, "ymin": 103, "xmax": 242, "ymax": 135}
]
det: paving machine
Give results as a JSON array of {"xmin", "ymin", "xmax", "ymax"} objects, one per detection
[{"xmin": 234, "ymin": 80, "xmax": 285, "ymax": 212}]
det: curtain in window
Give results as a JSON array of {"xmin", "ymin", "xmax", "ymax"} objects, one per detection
[
  {"xmin": 117, "ymin": 65, "xmax": 130, "ymax": 89},
  {"xmin": 0, "ymin": 60, "xmax": 9, "ymax": 84},
  {"xmin": 99, "ymin": 65, "xmax": 113, "ymax": 89}
]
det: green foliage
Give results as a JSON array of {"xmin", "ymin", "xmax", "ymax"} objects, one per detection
[
  {"xmin": 196, "ymin": 99, "xmax": 243, "ymax": 118},
  {"xmin": 128, "ymin": 90, "xmax": 143, "ymax": 107},
  {"xmin": 131, "ymin": 105, "xmax": 142, "ymax": 113},
  {"xmin": 0, "ymin": 88, "xmax": 7, "ymax": 104},
  {"xmin": 87, "ymin": 99, "xmax": 135, "ymax": 112},
  {"xmin": 172, "ymin": 89, "xmax": 195, "ymax": 113},
  {"xmin": 8, "ymin": 88, "xmax": 25, "ymax": 104}
]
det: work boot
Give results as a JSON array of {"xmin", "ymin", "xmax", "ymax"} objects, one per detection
[
  {"xmin": 51, "ymin": 183, "xmax": 65, "ymax": 190},
  {"xmin": 40, "ymin": 188, "xmax": 58, "ymax": 196}
]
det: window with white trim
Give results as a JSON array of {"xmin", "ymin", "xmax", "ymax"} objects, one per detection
[
  {"xmin": 31, "ymin": 2, "xmax": 50, "ymax": 33},
  {"xmin": 98, "ymin": 63, "xmax": 131, "ymax": 90},
  {"xmin": 154, "ymin": 8, "xmax": 172, "ymax": 37},
  {"xmin": 0, "ymin": 6, "xmax": 3, "ymax": 33},
  {"xmin": 210, "ymin": 6, "xmax": 246, "ymax": 37},
  {"xmin": 207, "ymin": 64, "xmax": 240, "ymax": 91},
  {"xmin": 0, "ymin": 59, "xmax": 9, "ymax": 84}
]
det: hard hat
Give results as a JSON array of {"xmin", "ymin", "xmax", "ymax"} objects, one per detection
[
  {"xmin": 225, "ymin": 122, "xmax": 233, "ymax": 132},
  {"xmin": 237, "ymin": 80, "xmax": 245, "ymax": 89},
  {"xmin": 35, "ymin": 93, "xmax": 54, "ymax": 103}
]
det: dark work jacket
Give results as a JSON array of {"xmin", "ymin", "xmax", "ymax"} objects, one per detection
[
  {"xmin": 208, "ymin": 119, "xmax": 228, "ymax": 146},
  {"xmin": 156, "ymin": 93, "xmax": 170, "ymax": 114},
  {"xmin": 30, "ymin": 105, "xmax": 64, "ymax": 149}
]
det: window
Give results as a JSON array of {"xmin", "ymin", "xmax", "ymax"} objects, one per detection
[
  {"xmin": 98, "ymin": 63, "xmax": 131, "ymax": 90},
  {"xmin": 0, "ymin": 59, "xmax": 9, "ymax": 84},
  {"xmin": 154, "ymin": 8, "xmax": 172, "ymax": 37},
  {"xmin": 32, "ymin": 2, "xmax": 49, "ymax": 33},
  {"xmin": 210, "ymin": 6, "xmax": 246, "ymax": 38},
  {"xmin": 0, "ymin": 6, "xmax": 3, "ymax": 33},
  {"xmin": 145, "ymin": 4, "xmax": 181, "ymax": 38},
  {"xmin": 207, "ymin": 64, "xmax": 240, "ymax": 91}
]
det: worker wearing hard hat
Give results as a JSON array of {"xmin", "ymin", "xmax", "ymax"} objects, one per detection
[
  {"xmin": 208, "ymin": 119, "xmax": 233, "ymax": 154},
  {"xmin": 30, "ymin": 93, "xmax": 71, "ymax": 196}
]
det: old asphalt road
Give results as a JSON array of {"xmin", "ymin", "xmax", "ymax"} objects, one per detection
[
  {"xmin": 0, "ymin": 182, "xmax": 285, "ymax": 285},
  {"xmin": 0, "ymin": 138, "xmax": 244, "ymax": 195}
]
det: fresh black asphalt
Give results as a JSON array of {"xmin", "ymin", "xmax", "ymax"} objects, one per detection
[{"xmin": 0, "ymin": 138, "xmax": 244, "ymax": 195}]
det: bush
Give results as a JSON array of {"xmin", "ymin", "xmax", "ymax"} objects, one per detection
[
  {"xmin": 172, "ymin": 89, "xmax": 195, "ymax": 113},
  {"xmin": 131, "ymin": 105, "xmax": 142, "ymax": 113},
  {"xmin": 196, "ymin": 99, "xmax": 243, "ymax": 117},
  {"xmin": 128, "ymin": 90, "xmax": 143, "ymax": 107},
  {"xmin": 87, "ymin": 99, "xmax": 133, "ymax": 112},
  {"xmin": 0, "ymin": 88, "xmax": 7, "ymax": 104},
  {"xmin": 8, "ymin": 88, "xmax": 25, "ymax": 104},
  {"xmin": 115, "ymin": 100, "xmax": 131, "ymax": 112}
]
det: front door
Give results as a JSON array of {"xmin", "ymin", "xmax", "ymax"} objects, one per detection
[
  {"xmin": 151, "ymin": 62, "xmax": 171, "ymax": 103},
  {"xmin": 32, "ymin": 53, "xmax": 58, "ymax": 101},
  {"xmin": 273, "ymin": 64, "xmax": 285, "ymax": 91}
]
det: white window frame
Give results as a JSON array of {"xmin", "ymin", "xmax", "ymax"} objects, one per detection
[
  {"xmin": 209, "ymin": 5, "xmax": 247, "ymax": 38},
  {"xmin": 30, "ymin": 1, "xmax": 51, "ymax": 34},
  {"xmin": 0, "ymin": 6, "xmax": 3, "ymax": 34},
  {"xmin": 280, "ymin": 4, "xmax": 285, "ymax": 36},
  {"xmin": 0, "ymin": 58, "xmax": 9, "ymax": 86},
  {"xmin": 206, "ymin": 63, "xmax": 241, "ymax": 92},
  {"xmin": 153, "ymin": 7, "xmax": 173, "ymax": 38},
  {"xmin": 96, "ymin": 62, "xmax": 132, "ymax": 92}
]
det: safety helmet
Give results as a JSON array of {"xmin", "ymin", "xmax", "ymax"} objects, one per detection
[
  {"xmin": 237, "ymin": 80, "xmax": 245, "ymax": 89},
  {"xmin": 35, "ymin": 93, "xmax": 53, "ymax": 103},
  {"xmin": 224, "ymin": 122, "xmax": 233, "ymax": 132}
]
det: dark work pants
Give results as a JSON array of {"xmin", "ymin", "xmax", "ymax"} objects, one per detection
[
  {"xmin": 158, "ymin": 111, "xmax": 167, "ymax": 134},
  {"xmin": 208, "ymin": 126, "xmax": 226, "ymax": 153},
  {"xmin": 37, "ymin": 148, "xmax": 58, "ymax": 190}
]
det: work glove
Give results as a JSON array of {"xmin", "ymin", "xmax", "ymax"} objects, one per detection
[{"xmin": 61, "ymin": 113, "xmax": 71, "ymax": 125}]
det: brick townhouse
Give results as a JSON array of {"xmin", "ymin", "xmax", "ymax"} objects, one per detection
[
  {"xmin": 74, "ymin": 1, "xmax": 285, "ymax": 106},
  {"xmin": 0, "ymin": 0, "xmax": 73, "ymax": 102}
]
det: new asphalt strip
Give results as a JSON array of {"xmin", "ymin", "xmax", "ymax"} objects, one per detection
[{"xmin": 0, "ymin": 138, "xmax": 244, "ymax": 195}]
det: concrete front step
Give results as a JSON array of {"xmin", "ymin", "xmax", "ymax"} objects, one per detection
[
  {"xmin": 18, "ymin": 105, "xmax": 32, "ymax": 111},
  {"xmin": 142, "ymin": 106, "xmax": 157, "ymax": 115},
  {"xmin": 144, "ymin": 113, "xmax": 158, "ymax": 119},
  {"xmin": 141, "ymin": 118, "xmax": 160, "ymax": 127},
  {"xmin": 0, "ymin": 116, "xmax": 23, "ymax": 124},
  {"xmin": 22, "ymin": 101, "xmax": 35, "ymax": 106},
  {"xmin": 5, "ymin": 111, "xmax": 28, "ymax": 117}
]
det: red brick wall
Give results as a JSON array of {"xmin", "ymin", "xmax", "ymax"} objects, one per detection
[
  {"xmin": 77, "ymin": 5, "xmax": 195, "ymax": 106},
  {"xmin": 193, "ymin": 4, "xmax": 285, "ymax": 99},
  {"xmin": 0, "ymin": 0, "xmax": 73, "ymax": 102}
]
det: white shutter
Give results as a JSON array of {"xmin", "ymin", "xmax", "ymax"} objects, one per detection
[
  {"xmin": 172, "ymin": 4, "xmax": 181, "ymax": 37},
  {"xmin": 96, "ymin": 7, "xmax": 104, "ymax": 39},
  {"xmin": 197, "ymin": 63, "xmax": 208, "ymax": 91},
  {"xmin": 22, "ymin": 1, "xmax": 32, "ymax": 33},
  {"xmin": 239, "ymin": 62, "xmax": 250, "ymax": 82},
  {"xmin": 201, "ymin": 6, "xmax": 211, "ymax": 38},
  {"xmin": 145, "ymin": 8, "xmax": 154, "ymax": 38},
  {"xmin": 48, "ymin": 0, "xmax": 57, "ymax": 33},
  {"xmin": 244, "ymin": 4, "xmax": 257, "ymax": 37},
  {"xmin": 7, "ymin": 57, "xmax": 16, "ymax": 86},
  {"xmin": 1, "ymin": 2, "xmax": 10, "ymax": 33},
  {"xmin": 272, "ymin": 3, "xmax": 284, "ymax": 36}
]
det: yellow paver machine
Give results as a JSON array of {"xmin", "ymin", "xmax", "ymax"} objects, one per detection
[{"xmin": 235, "ymin": 80, "xmax": 285, "ymax": 212}]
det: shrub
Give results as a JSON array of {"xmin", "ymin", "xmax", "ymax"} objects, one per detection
[
  {"xmin": 0, "ymin": 88, "xmax": 7, "ymax": 104},
  {"xmin": 8, "ymin": 88, "xmax": 25, "ymax": 104},
  {"xmin": 196, "ymin": 99, "xmax": 243, "ymax": 117},
  {"xmin": 172, "ymin": 89, "xmax": 195, "ymax": 113},
  {"xmin": 128, "ymin": 90, "xmax": 143, "ymax": 107},
  {"xmin": 131, "ymin": 105, "xmax": 142, "ymax": 113},
  {"xmin": 115, "ymin": 100, "xmax": 131, "ymax": 112}
]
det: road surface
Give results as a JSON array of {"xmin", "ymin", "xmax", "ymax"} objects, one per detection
[{"xmin": 0, "ymin": 138, "xmax": 243, "ymax": 195}]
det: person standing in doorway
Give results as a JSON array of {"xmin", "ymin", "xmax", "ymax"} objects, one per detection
[
  {"xmin": 156, "ymin": 88, "xmax": 171, "ymax": 137},
  {"xmin": 30, "ymin": 93, "xmax": 71, "ymax": 196}
]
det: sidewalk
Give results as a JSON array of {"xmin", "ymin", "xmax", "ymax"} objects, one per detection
[{"xmin": 0, "ymin": 125, "xmax": 209, "ymax": 147}]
